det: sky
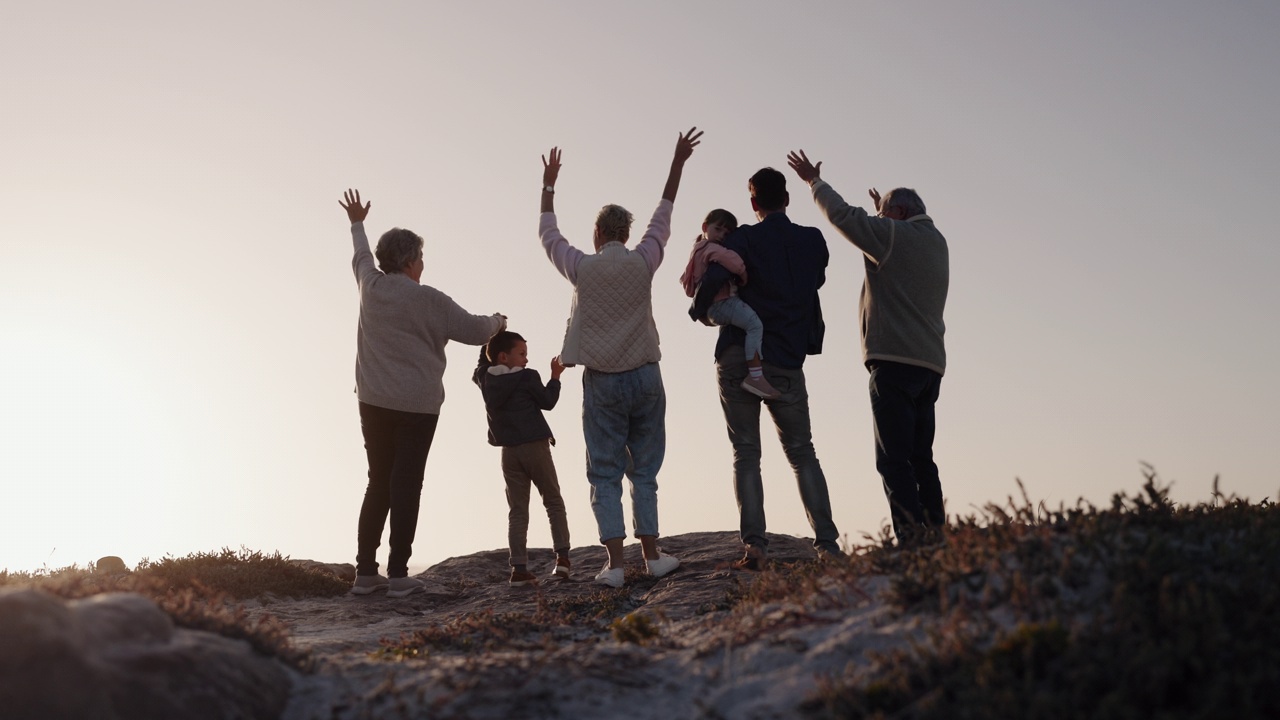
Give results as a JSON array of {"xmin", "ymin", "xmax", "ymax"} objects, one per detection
[{"xmin": 3, "ymin": 1, "xmax": 1278, "ymax": 574}]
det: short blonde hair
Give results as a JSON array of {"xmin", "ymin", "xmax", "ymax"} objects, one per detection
[{"xmin": 594, "ymin": 204, "xmax": 634, "ymax": 244}]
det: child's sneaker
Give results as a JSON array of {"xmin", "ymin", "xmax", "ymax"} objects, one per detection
[
  {"xmin": 594, "ymin": 562, "xmax": 624, "ymax": 588},
  {"xmin": 386, "ymin": 576, "xmax": 425, "ymax": 598},
  {"xmin": 740, "ymin": 376, "xmax": 781, "ymax": 400},
  {"xmin": 509, "ymin": 569, "xmax": 538, "ymax": 586},
  {"xmin": 645, "ymin": 553, "xmax": 680, "ymax": 578},
  {"xmin": 350, "ymin": 574, "xmax": 389, "ymax": 595},
  {"xmin": 550, "ymin": 556, "xmax": 571, "ymax": 579}
]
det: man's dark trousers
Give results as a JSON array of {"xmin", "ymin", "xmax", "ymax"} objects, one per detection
[{"xmin": 868, "ymin": 360, "xmax": 943, "ymax": 539}]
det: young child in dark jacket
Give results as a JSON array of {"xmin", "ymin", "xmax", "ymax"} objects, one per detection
[{"xmin": 473, "ymin": 331, "xmax": 572, "ymax": 585}]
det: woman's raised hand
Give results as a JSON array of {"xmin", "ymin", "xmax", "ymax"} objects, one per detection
[{"xmin": 340, "ymin": 189, "xmax": 370, "ymax": 223}]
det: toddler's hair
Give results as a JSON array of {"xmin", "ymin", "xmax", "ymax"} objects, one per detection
[
  {"xmin": 704, "ymin": 208, "xmax": 738, "ymax": 230},
  {"xmin": 486, "ymin": 331, "xmax": 527, "ymax": 363}
]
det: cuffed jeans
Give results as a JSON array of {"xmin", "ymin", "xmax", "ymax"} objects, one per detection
[
  {"xmin": 502, "ymin": 438, "xmax": 571, "ymax": 566},
  {"xmin": 582, "ymin": 362, "xmax": 665, "ymax": 543},
  {"xmin": 356, "ymin": 402, "xmax": 439, "ymax": 578},
  {"xmin": 868, "ymin": 360, "xmax": 944, "ymax": 539},
  {"xmin": 708, "ymin": 296, "xmax": 765, "ymax": 364},
  {"xmin": 717, "ymin": 348, "xmax": 839, "ymax": 554}
]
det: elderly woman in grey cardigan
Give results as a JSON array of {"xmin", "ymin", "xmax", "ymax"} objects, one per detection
[
  {"xmin": 340, "ymin": 189, "xmax": 506, "ymax": 598},
  {"xmin": 537, "ymin": 128, "xmax": 701, "ymax": 588}
]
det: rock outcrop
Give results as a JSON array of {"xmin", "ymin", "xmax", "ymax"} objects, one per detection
[{"xmin": 0, "ymin": 588, "xmax": 291, "ymax": 720}]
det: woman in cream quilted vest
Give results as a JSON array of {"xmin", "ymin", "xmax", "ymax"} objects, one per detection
[{"xmin": 538, "ymin": 128, "xmax": 702, "ymax": 588}]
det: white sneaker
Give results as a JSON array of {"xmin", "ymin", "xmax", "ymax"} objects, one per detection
[
  {"xmin": 594, "ymin": 563, "xmax": 624, "ymax": 588},
  {"xmin": 386, "ymin": 576, "xmax": 425, "ymax": 598},
  {"xmin": 645, "ymin": 553, "xmax": 680, "ymax": 578},
  {"xmin": 350, "ymin": 574, "xmax": 389, "ymax": 595}
]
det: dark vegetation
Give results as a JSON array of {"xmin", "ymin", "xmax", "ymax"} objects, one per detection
[{"xmin": 800, "ymin": 467, "xmax": 1280, "ymax": 719}]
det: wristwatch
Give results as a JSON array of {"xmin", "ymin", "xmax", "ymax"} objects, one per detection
[{"xmin": 543, "ymin": 185, "xmax": 555, "ymax": 193}]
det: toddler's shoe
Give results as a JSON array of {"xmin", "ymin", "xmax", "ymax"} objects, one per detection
[
  {"xmin": 550, "ymin": 556, "xmax": 571, "ymax": 579},
  {"xmin": 645, "ymin": 553, "xmax": 680, "ymax": 578},
  {"xmin": 740, "ymin": 376, "xmax": 781, "ymax": 400},
  {"xmin": 594, "ymin": 562, "xmax": 624, "ymax": 588},
  {"xmin": 386, "ymin": 576, "xmax": 425, "ymax": 598},
  {"xmin": 509, "ymin": 569, "xmax": 538, "ymax": 586},
  {"xmin": 350, "ymin": 574, "xmax": 389, "ymax": 595}
]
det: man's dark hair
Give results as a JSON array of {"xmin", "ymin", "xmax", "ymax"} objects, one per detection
[
  {"xmin": 882, "ymin": 188, "xmax": 927, "ymax": 217},
  {"xmin": 485, "ymin": 331, "xmax": 526, "ymax": 362},
  {"xmin": 748, "ymin": 168, "xmax": 788, "ymax": 212},
  {"xmin": 704, "ymin": 208, "xmax": 738, "ymax": 229}
]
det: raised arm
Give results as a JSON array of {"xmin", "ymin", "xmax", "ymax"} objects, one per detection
[
  {"xmin": 342, "ymin": 188, "xmax": 379, "ymax": 283},
  {"xmin": 541, "ymin": 147, "xmax": 560, "ymax": 213},
  {"xmin": 786, "ymin": 150, "xmax": 893, "ymax": 263},
  {"xmin": 662, "ymin": 127, "xmax": 702, "ymax": 203}
]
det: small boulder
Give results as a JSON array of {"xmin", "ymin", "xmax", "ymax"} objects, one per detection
[{"xmin": 94, "ymin": 556, "xmax": 129, "ymax": 575}]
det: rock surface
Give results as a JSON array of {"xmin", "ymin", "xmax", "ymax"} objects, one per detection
[
  {"xmin": 0, "ymin": 588, "xmax": 292, "ymax": 720},
  {"xmin": 264, "ymin": 531, "xmax": 924, "ymax": 719}
]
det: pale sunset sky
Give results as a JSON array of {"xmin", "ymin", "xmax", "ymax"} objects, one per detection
[{"xmin": 3, "ymin": 2, "xmax": 1278, "ymax": 573}]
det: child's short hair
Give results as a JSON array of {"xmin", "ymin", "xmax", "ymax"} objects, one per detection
[
  {"xmin": 486, "ymin": 331, "xmax": 526, "ymax": 362},
  {"xmin": 704, "ymin": 208, "xmax": 738, "ymax": 230}
]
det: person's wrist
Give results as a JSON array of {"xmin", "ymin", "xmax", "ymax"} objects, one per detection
[{"xmin": 542, "ymin": 184, "xmax": 555, "ymax": 193}]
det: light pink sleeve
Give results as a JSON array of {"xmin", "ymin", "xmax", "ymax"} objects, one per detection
[
  {"xmin": 634, "ymin": 199, "xmax": 673, "ymax": 275},
  {"xmin": 540, "ymin": 212, "xmax": 584, "ymax": 284},
  {"xmin": 704, "ymin": 243, "xmax": 748, "ymax": 285}
]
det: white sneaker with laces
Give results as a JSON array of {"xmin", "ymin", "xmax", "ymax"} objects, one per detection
[
  {"xmin": 594, "ymin": 563, "xmax": 624, "ymax": 588},
  {"xmin": 645, "ymin": 553, "xmax": 680, "ymax": 578}
]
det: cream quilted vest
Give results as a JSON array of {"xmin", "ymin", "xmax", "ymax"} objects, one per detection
[{"xmin": 560, "ymin": 242, "xmax": 661, "ymax": 372}]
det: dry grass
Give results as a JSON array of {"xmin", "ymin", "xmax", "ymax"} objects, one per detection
[{"xmin": 799, "ymin": 467, "xmax": 1280, "ymax": 719}]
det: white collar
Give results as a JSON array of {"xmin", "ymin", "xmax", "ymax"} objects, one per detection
[{"xmin": 486, "ymin": 365, "xmax": 525, "ymax": 376}]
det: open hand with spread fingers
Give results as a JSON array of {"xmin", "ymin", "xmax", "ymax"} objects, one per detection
[
  {"xmin": 340, "ymin": 189, "xmax": 371, "ymax": 224},
  {"xmin": 673, "ymin": 127, "xmax": 703, "ymax": 164},
  {"xmin": 542, "ymin": 147, "xmax": 561, "ymax": 188},
  {"xmin": 786, "ymin": 150, "xmax": 822, "ymax": 184}
]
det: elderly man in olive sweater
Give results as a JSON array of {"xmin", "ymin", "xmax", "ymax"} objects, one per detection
[{"xmin": 787, "ymin": 150, "xmax": 950, "ymax": 543}]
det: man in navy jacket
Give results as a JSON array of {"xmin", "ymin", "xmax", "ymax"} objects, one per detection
[{"xmin": 693, "ymin": 167, "xmax": 840, "ymax": 569}]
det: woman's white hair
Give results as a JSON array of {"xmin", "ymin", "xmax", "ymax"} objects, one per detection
[
  {"xmin": 594, "ymin": 204, "xmax": 634, "ymax": 244},
  {"xmin": 375, "ymin": 228, "xmax": 424, "ymax": 273}
]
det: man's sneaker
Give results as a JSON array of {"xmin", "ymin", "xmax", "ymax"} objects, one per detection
[
  {"xmin": 740, "ymin": 376, "xmax": 781, "ymax": 400},
  {"xmin": 509, "ymin": 569, "xmax": 538, "ymax": 586},
  {"xmin": 645, "ymin": 553, "xmax": 680, "ymax": 578},
  {"xmin": 350, "ymin": 574, "xmax": 389, "ymax": 595},
  {"xmin": 386, "ymin": 576, "xmax": 425, "ymax": 598},
  {"xmin": 731, "ymin": 545, "xmax": 767, "ymax": 572},
  {"xmin": 550, "ymin": 556, "xmax": 571, "ymax": 579},
  {"xmin": 594, "ymin": 563, "xmax": 624, "ymax": 588}
]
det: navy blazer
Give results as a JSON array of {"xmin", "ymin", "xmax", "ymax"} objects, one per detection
[{"xmin": 691, "ymin": 212, "xmax": 827, "ymax": 368}]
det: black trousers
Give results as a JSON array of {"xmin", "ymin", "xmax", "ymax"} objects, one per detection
[
  {"xmin": 356, "ymin": 402, "xmax": 439, "ymax": 578},
  {"xmin": 868, "ymin": 361, "xmax": 944, "ymax": 540}
]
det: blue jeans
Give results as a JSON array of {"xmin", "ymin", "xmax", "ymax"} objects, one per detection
[
  {"xmin": 868, "ymin": 361, "xmax": 944, "ymax": 539},
  {"xmin": 717, "ymin": 348, "xmax": 839, "ymax": 554},
  {"xmin": 356, "ymin": 402, "xmax": 439, "ymax": 578},
  {"xmin": 708, "ymin": 296, "xmax": 765, "ymax": 363},
  {"xmin": 581, "ymin": 363, "xmax": 666, "ymax": 543}
]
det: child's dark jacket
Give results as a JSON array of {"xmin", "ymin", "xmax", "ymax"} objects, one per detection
[{"xmin": 472, "ymin": 349, "xmax": 561, "ymax": 447}]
